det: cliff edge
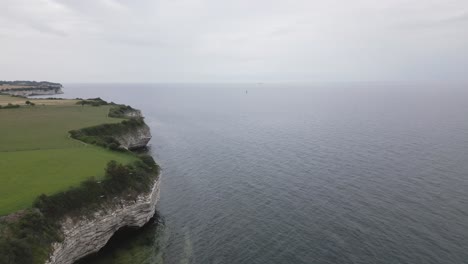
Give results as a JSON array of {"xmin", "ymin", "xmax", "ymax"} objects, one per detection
[
  {"xmin": 45, "ymin": 175, "xmax": 160, "ymax": 264},
  {"xmin": 45, "ymin": 107, "xmax": 159, "ymax": 264}
]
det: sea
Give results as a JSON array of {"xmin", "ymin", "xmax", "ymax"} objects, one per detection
[{"xmin": 51, "ymin": 83, "xmax": 468, "ymax": 264}]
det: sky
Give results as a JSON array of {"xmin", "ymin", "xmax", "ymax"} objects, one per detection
[{"xmin": 1, "ymin": 0, "xmax": 468, "ymax": 83}]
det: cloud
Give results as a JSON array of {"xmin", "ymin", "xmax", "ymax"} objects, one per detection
[
  {"xmin": 431, "ymin": 12, "xmax": 468, "ymax": 26},
  {"xmin": 0, "ymin": 0, "xmax": 467, "ymax": 82},
  {"xmin": 395, "ymin": 12, "xmax": 468, "ymax": 29}
]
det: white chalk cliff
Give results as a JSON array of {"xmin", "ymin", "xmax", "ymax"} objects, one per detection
[
  {"xmin": 45, "ymin": 108, "xmax": 158, "ymax": 264},
  {"xmin": 45, "ymin": 175, "xmax": 160, "ymax": 264},
  {"xmin": 115, "ymin": 123, "xmax": 152, "ymax": 150}
]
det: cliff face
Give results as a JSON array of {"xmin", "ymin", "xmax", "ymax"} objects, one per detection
[
  {"xmin": 114, "ymin": 123, "xmax": 152, "ymax": 150},
  {"xmin": 45, "ymin": 176, "xmax": 160, "ymax": 264},
  {"xmin": 45, "ymin": 110, "xmax": 157, "ymax": 264},
  {"xmin": 2, "ymin": 87, "xmax": 64, "ymax": 96}
]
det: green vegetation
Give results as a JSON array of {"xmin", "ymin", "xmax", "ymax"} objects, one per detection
[
  {"xmin": 0, "ymin": 102, "xmax": 122, "ymax": 152},
  {"xmin": 75, "ymin": 98, "xmax": 137, "ymax": 119},
  {"xmin": 0, "ymin": 99, "xmax": 133, "ymax": 213},
  {"xmin": 0, "ymin": 103, "xmax": 20, "ymax": 109},
  {"xmin": 108, "ymin": 104, "xmax": 136, "ymax": 118},
  {"xmin": 0, "ymin": 210, "xmax": 61, "ymax": 264},
  {"xmin": 76, "ymin": 97, "xmax": 111, "ymax": 107}
]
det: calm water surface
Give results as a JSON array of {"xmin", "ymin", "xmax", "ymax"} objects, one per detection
[{"xmin": 60, "ymin": 83, "xmax": 468, "ymax": 264}]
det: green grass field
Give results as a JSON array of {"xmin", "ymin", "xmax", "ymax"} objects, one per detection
[{"xmin": 0, "ymin": 96, "xmax": 138, "ymax": 215}]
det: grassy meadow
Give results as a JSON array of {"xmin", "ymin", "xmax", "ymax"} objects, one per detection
[{"xmin": 0, "ymin": 95, "xmax": 138, "ymax": 215}]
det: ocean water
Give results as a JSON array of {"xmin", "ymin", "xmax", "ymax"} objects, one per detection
[{"xmin": 58, "ymin": 83, "xmax": 468, "ymax": 264}]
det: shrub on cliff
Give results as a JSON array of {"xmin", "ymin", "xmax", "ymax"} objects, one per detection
[
  {"xmin": 0, "ymin": 210, "xmax": 61, "ymax": 264},
  {"xmin": 76, "ymin": 97, "xmax": 109, "ymax": 107},
  {"xmin": 69, "ymin": 118, "xmax": 146, "ymax": 150},
  {"xmin": 108, "ymin": 104, "xmax": 136, "ymax": 118}
]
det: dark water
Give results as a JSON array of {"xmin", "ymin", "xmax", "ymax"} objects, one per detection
[{"xmin": 57, "ymin": 83, "xmax": 468, "ymax": 264}]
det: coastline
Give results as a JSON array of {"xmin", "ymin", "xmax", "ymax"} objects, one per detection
[{"xmin": 0, "ymin": 89, "xmax": 161, "ymax": 264}]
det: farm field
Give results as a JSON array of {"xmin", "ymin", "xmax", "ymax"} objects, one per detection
[
  {"xmin": 0, "ymin": 148, "xmax": 136, "ymax": 215},
  {"xmin": 0, "ymin": 95, "xmax": 78, "ymax": 106},
  {"xmin": 0, "ymin": 95, "xmax": 137, "ymax": 215}
]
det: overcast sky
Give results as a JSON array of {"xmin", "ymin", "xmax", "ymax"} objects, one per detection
[{"xmin": 1, "ymin": 0, "xmax": 467, "ymax": 83}]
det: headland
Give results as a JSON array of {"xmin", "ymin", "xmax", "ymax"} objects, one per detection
[{"xmin": 0, "ymin": 84, "xmax": 160, "ymax": 264}]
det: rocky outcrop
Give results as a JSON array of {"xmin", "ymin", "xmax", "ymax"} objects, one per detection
[
  {"xmin": 123, "ymin": 109, "xmax": 143, "ymax": 118},
  {"xmin": 114, "ymin": 122, "xmax": 152, "ymax": 150},
  {"xmin": 45, "ymin": 175, "xmax": 160, "ymax": 264}
]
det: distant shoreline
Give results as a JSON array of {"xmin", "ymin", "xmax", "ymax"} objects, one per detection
[{"xmin": 0, "ymin": 80, "xmax": 63, "ymax": 97}]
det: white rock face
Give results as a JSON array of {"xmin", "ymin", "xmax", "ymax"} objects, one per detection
[
  {"xmin": 115, "ymin": 123, "xmax": 152, "ymax": 150},
  {"xmin": 45, "ymin": 176, "xmax": 160, "ymax": 264},
  {"xmin": 3, "ymin": 87, "xmax": 64, "ymax": 96}
]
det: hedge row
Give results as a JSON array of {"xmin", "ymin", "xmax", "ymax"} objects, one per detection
[
  {"xmin": 76, "ymin": 97, "xmax": 110, "ymax": 107},
  {"xmin": 0, "ymin": 87, "xmax": 59, "ymax": 92},
  {"xmin": 76, "ymin": 98, "xmax": 137, "ymax": 119},
  {"xmin": 0, "ymin": 103, "xmax": 20, "ymax": 109}
]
